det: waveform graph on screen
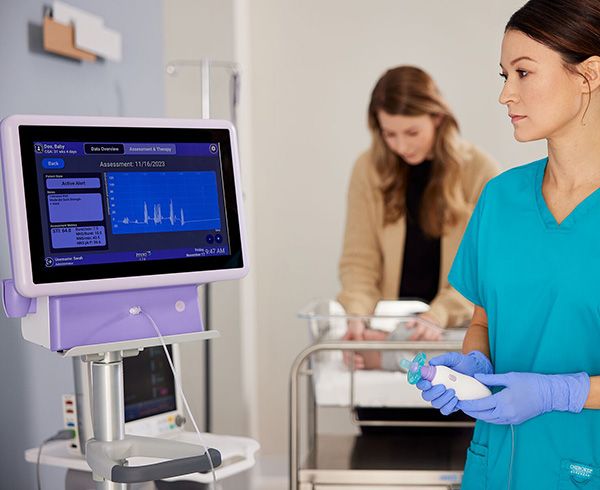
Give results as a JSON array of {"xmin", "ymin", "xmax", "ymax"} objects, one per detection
[{"xmin": 107, "ymin": 171, "xmax": 222, "ymax": 235}]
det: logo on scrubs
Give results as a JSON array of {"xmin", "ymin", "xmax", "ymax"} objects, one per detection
[{"xmin": 570, "ymin": 463, "xmax": 594, "ymax": 484}]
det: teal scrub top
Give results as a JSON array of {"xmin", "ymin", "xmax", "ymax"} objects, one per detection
[{"xmin": 448, "ymin": 158, "xmax": 600, "ymax": 490}]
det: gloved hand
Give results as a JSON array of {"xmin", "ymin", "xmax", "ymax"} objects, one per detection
[
  {"xmin": 458, "ymin": 371, "xmax": 590, "ymax": 425},
  {"xmin": 416, "ymin": 351, "xmax": 493, "ymax": 416}
]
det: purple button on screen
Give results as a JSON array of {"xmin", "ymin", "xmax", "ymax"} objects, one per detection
[
  {"xmin": 46, "ymin": 178, "xmax": 101, "ymax": 190},
  {"xmin": 47, "ymin": 193, "xmax": 104, "ymax": 223},
  {"xmin": 51, "ymin": 226, "xmax": 106, "ymax": 249},
  {"xmin": 46, "ymin": 177, "xmax": 100, "ymax": 190},
  {"xmin": 124, "ymin": 143, "xmax": 176, "ymax": 155}
]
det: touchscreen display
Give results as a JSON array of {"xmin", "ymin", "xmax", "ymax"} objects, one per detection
[{"xmin": 19, "ymin": 126, "xmax": 243, "ymax": 284}]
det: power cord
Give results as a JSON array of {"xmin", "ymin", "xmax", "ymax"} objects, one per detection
[
  {"xmin": 36, "ymin": 429, "xmax": 76, "ymax": 490},
  {"xmin": 507, "ymin": 424, "xmax": 515, "ymax": 490},
  {"xmin": 129, "ymin": 305, "xmax": 218, "ymax": 489}
]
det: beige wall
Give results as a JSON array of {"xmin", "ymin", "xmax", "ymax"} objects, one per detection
[
  {"xmin": 243, "ymin": 0, "xmax": 545, "ymax": 479},
  {"xmin": 163, "ymin": 2, "xmax": 254, "ymax": 488},
  {"xmin": 162, "ymin": 0, "xmax": 250, "ymax": 447}
]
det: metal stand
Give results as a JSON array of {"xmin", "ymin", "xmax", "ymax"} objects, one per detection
[
  {"xmin": 89, "ymin": 351, "xmax": 127, "ymax": 490},
  {"xmin": 83, "ymin": 346, "xmax": 222, "ymax": 488},
  {"xmin": 0, "ymin": 280, "xmax": 225, "ymax": 489},
  {"xmin": 290, "ymin": 340, "xmax": 467, "ymax": 490}
]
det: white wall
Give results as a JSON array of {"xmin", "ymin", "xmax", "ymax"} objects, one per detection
[
  {"xmin": 163, "ymin": 2, "xmax": 254, "ymax": 488},
  {"xmin": 241, "ymin": 0, "xmax": 545, "ymax": 480}
]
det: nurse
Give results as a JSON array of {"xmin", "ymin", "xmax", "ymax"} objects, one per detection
[{"xmin": 418, "ymin": 1, "xmax": 600, "ymax": 488}]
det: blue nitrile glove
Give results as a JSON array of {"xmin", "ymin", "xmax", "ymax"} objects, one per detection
[
  {"xmin": 458, "ymin": 372, "xmax": 590, "ymax": 425},
  {"xmin": 416, "ymin": 351, "xmax": 493, "ymax": 416}
]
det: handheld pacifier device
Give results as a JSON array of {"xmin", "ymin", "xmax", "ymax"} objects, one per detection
[{"xmin": 400, "ymin": 352, "xmax": 491, "ymax": 401}]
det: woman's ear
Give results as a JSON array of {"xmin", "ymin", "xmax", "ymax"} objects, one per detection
[
  {"xmin": 432, "ymin": 113, "xmax": 444, "ymax": 128},
  {"xmin": 579, "ymin": 56, "xmax": 600, "ymax": 93}
]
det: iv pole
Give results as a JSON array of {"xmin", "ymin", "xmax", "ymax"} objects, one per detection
[{"xmin": 165, "ymin": 59, "xmax": 240, "ymax": 432}]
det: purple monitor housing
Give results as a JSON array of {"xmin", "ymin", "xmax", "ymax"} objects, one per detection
[{"xmin": 0, "ymin": 115, "xmax": 248, "ymax": 352}]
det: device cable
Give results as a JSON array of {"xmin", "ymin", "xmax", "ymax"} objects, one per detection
[
  {"xmin": 507, "ymin": 424, "xmax": 515, "ymax": 490},
  {"xmin": 36, "ymin": 429, "xmax": 76, "ymax": 490},
  {"xmin": 130, "ymin": 306, "xmax": 218, "ymax": 488}
]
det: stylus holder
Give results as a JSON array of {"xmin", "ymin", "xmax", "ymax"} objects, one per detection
[{"xmin": 3, "ymin": 280, "xmax": 204, "ymax": 351}]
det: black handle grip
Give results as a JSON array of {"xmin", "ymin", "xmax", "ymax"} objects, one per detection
[{"xmin": 110, "ymin": 448, "xmax": 222, "ymax": 483}]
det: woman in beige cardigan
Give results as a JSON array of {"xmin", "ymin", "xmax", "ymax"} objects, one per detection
[{"xmin": 338, "ymin": 66, "xmax": 498, "ymax": 367}]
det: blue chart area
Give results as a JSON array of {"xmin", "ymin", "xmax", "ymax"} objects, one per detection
[{"xmin": 108, "ymin": 171, "xmax": 222, "ymax": 235}]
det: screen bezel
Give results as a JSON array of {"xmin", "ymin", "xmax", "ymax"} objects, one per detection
[{"xmin": 1, "ymin": 115, "xmax": 248, "ymax": 297}]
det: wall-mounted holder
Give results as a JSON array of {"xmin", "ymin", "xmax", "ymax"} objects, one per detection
[
  {"xmin": 41, "ymin": 1, "xmax": 122, "ymax": 63},
  {"xmin": 43, "ymin": 16, "xmax": 97, "ymax": 62}
]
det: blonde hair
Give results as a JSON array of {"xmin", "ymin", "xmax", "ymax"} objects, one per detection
[{"xmin": 368, "ymin": 66, "xmax": 469, "ymax": 237}]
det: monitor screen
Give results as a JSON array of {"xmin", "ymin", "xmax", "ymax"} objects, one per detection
[
  {"xmin": 17, "ymin": 124, "xmax": 243, "ymax": 286},
  {"xmin": 123, "ymin": 345, "xmax": 176, "ymax": 424}
]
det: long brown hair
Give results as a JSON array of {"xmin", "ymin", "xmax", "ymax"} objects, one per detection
[{"xmin": 368, "ymin": 66, "xmax": 469, "ymax": 237}]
